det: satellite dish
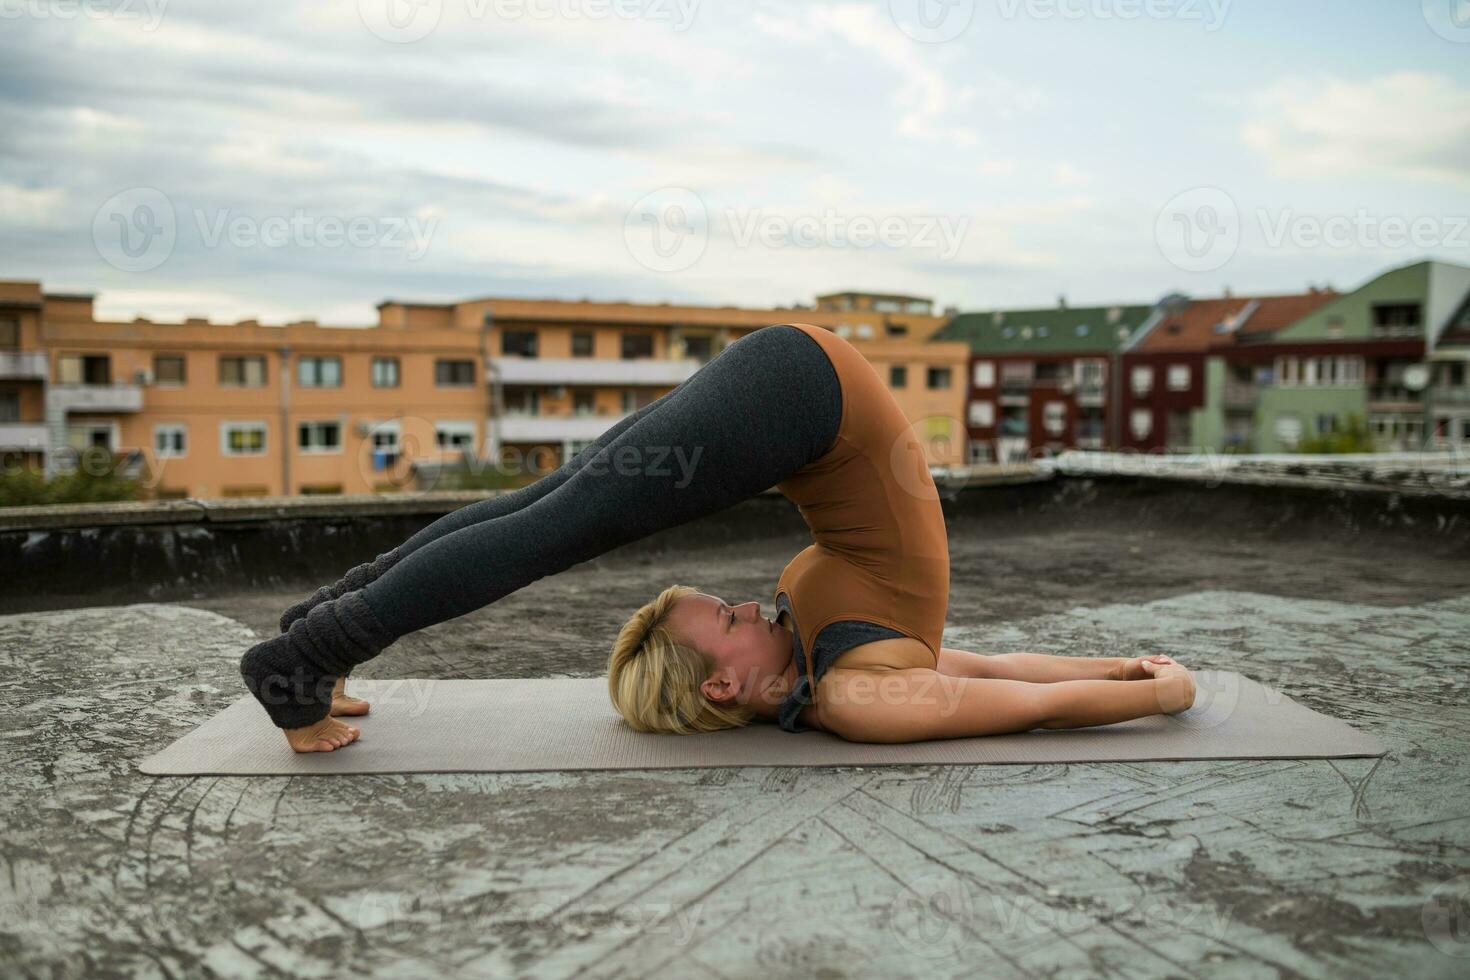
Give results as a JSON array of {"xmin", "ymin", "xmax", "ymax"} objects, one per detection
[{"xmin": 1402, "ymin": 364, "xmax": 1430, "ymax": 392}]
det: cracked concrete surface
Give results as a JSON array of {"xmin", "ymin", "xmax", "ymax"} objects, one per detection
[{"xmin": 3, "ymin": 515, "xmax": 1470, "ymax": 979}]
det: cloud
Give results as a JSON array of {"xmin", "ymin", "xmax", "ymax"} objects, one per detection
[{"xmin": 1242, "ymin": 72, "xmax": 1470, "ymax": 185}]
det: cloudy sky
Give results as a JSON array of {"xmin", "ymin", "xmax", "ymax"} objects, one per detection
[{"xmin": 2, "ymin": 0, "xmax": 1468, "ymax": 325}]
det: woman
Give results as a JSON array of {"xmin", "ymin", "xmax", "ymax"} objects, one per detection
[{"xmin": 243, "ymin": 323, "xmax": 1195, "ymax": 752}]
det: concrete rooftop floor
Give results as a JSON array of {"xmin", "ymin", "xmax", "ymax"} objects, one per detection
[{"xmin": 3, "ymin": 489, "xmax": 1470, "ymax": 979}]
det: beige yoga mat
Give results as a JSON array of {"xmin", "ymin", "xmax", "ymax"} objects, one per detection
[{"xmin": 138, "ymin": 673, "xmax": 1386, "ymax": 775}]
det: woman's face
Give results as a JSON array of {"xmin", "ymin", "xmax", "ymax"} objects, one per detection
[{"xmin": 666, "ymin": 592, "xmax": 793, "ymax": 710}]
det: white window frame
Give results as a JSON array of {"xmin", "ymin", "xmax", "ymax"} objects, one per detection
[
  {"xmin": 153, "ymin": 423, "xmax": 187, "ymax": 459},
  {"xmin": 973, "ymin": 361, "xmax": 995, "ymax": 388},
  {"xmin": 968, "ymin": 400, "xmax": 995, "ymax": 427},
  {"xmin": 1131, "ymin": 365, "xmax": 1153, "ymax": 396},
  {"xmin": 220, "ymin": 421, "xmax": 268, "ymax": 456},
  {"xmin": 1130, "ymin": 408, "xmax": 1153, "ymax": 439},
  {"xmin": 1043, "ymin": 401, "xmax": 1067, "ymax": 436},
  {"xmin": 298, "ymin": 420, "xmax": 344, "ymax": 454},
  {"xmin": 371, "ymin": 357, "xmax": 401, "ymax": 388},
  {"xmin": 1074, "ymin": 359, "xmax": 1105, "ymax": 386},
  {"xmin": 435, "ymin": 420, "xmax": 477, "ymax": 453},
  {"xmin": 1274, "ymin": 414, "xmax": 1303, "ymax": 448},
  {"xmin": 1166, "ymin": 364, "xmax": 1191, "ymax": 391},
  {"xmin": 297, "ymin": 356, "xmax": 342, "ymax": 388}
]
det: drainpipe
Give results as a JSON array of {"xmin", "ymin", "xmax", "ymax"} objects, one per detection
[
  {"xmin": 482, "ymin": 312, "xmax": 500, "ymax": 465},
  {"xmin": 278, "ymin": 345, "xmax": 291, "ymax": 495}
]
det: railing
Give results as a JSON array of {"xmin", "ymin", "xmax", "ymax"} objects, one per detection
[
  {"xmin": 1222, "ymin": 381, "xmax": 1257, "ymax": 408},
  {"xmin": 0, "ymin": 351, "xmax": 48, "ymax": 380},
  {"xmin": 1429, "ymin": 386, "xmax": 1470, "ymax": 405}
]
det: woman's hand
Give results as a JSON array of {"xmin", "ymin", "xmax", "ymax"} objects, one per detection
[
  {"xmin": 1111, "ymin": 654, "xmax": 1178, "ymax": 681},
  {"xmin": 1142, "ymin": 661, "xmax": 1196, "ymax": 714}
]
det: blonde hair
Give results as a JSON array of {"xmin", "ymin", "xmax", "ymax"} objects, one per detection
[{"xmin": 607, "ymin": 583, "xmax": 757, "ymax": 735}]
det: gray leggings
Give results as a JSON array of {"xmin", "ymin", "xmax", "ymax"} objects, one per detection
[{"xmin": 359, "ymin": 324, "xmax": 843, "ymax": 638}]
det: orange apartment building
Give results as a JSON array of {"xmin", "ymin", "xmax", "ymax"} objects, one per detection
[{"xmin": 0, "ymin": 280, "xmax": 969, "ymax": 499}]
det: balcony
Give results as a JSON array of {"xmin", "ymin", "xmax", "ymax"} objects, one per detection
[
  {"xmin": 1429, "ymin": 385, "xmax": 1470, "ymax": 406},
  {"xmin": 998, "ymin": 379, "xmax": 1031, "ymax": 405},
  {"xmin": 0, "ymin": 350, "xmax": 48, "ymax": 380},
  {"xmin": 495, "ymin": 412, "xmax": 631, "ymax": 443},
  {"xmin": 0, "ymin": 421, "xmax": 47, "ymax": 450},
  {"xmin": 1075, "ymin": 383, "xmax": 1105, "ymax": 406},
  {"xmin": 46, "ymin": 384, "xmax": 144, "ymax": 413},
  {"xmin": 1222, "ymin": 381, "xmax": 1258, "ymax": 409},
  {"xmin": 1368, "ymin": 384, "xmax": 1424, "ymax": 411},
  {"xmin": 487, "ymin": 357, "xmax": 700, "ymax": 388}
]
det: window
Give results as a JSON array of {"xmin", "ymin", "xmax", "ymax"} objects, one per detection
[
  {"xmin": 683, "ymin": 335, "xmax": 713, "ymax": 362},
  {"xmin": 154, "ymin": 354, "xmax": 186, "ymax": 385},
  {"xmin": 1044, "ymin": 401, "xmax": 1066, "ymax": 436},
  {"xmin": 1166, "ymin": 411, "xmax": 1191, "ymax": 448},
  {"xmin": 973, "ymin": 361, "xmax": 995, "ymax": 388},
  {"xmin": 0, "ymin": 391, "xmax": 17, "ymax": 422},
  {"xmin": 1167, "ymin": 364, "xmax": 1191, "ymax": 391},
  {"xmin": 573, "ymin": 389, "xmax": 595, "ymax": 415},
  {"xmin": 435, "ymin": 359, "xmax": 475, "ymax": 386},
  {"xmin": 926, "ymin": 367, "xmax": 952, "ymax": 390},
  {"xmin": 1034, "ymin": 362, "xmax": 1066, "ymax": 383},
  {"xmin": 1130, "ymin": 408, "xmax": 1153, "ymax": 439},
  {"xmin": 502, "ymin": 330, "xmax": 538, "ymax": 357},
  {"xmin": 222, "ymin": 421, "xmax": 267, "ymax": 455},
  {"xmin": 219, "ymin": 356, "xmax": 266, "ymax": 387},
  {"xmin": 968, "ymin": 401, "xmax": 994, "ymax": 427},
  {"xmin": 58, "ymin": 354, "xmax": 111, "ymax": 385},
  {"xmin": 890, "ymin": 365, "xmax": 907, "ymax": 388},
  {"xmin": 297, "ymin": 357, "xmax": 342, "ymax": 388},
  {"xmin": 298, "ymin": 421, "xmax": 342, "ymax": 453},
  {"xmin": 504, "ymin": 389, "xmax": 540, "ymax": 416},
  {"xmin": 622, "ymin": 389, "xmax": 656, "ymax": 412},
  {"xmin": 1372, "ymin": 303, "xmax": 1422, "ymax": 337},
  {"xmin": 1274, "ymin": 415, "xmax": 1303, "ymax": 448},
  {"xmin": 368, "ymin": 423, "xmax": 400, "ymax": 469},
  {"xmin": 300, "ymin": 484, "xmax": 344, "ymax": 495},
  {"xmin": 153, "ymin": 423, "xmax": 187, "ymax": 458},
  {"xmin": 571, "ymin": 332, "xmax": 594, "ymax": 358},
  {"xmin": 371, "ymin": 357, "xmax": 400, "ymax": 388},
  {"xmin": 1316, "ymin": 414, "xmax": 1339, "ymax": 436},
  {"xmin": 1075, "ymin": 360, "xmax": 1104, "ymax": 387},
  {"xmin": 621, "ymin": 333, "xmax": 654, "ymax": 359},
  {"xmin": 0, "ymin": 315, "xmax": 18, "ymax": 348},
  {"xmin": 856, "ymin": 324, "xmax": 875, "ymax": 339},
  {"xmin": 435, "ymin": 421, "xmax": 476, "ymax": 453},
  {"xmin": 1131, "ymin": 365, "xmax": 1153, "ymax": 396}
]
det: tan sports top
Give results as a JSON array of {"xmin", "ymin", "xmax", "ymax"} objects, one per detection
[{"xmin": 771, "ymin": 322, "xmax": 950, "ymax": 696}]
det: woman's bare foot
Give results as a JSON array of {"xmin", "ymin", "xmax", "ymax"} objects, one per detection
[
  {"xmin": 330, "ymin": 676, "xmax": 371, "ymax": 716},
  {"xmin": 1143, "ymin": 661, "xmax": 1196, "ymax": 714},
  {"xmin": 1114, "ymin": 654, "xmax": 1178, "ymax": 681},
  {"xmin": 284, "ymin": 716, "xmax": 362, "ymax": 753}
]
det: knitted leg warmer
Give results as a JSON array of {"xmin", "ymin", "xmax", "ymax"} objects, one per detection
[
  {"xmin": 278, "ymin": 546, "xmax": 405, "ymax": 634},
  {"xmin": 242, "ymin": 589, "xmax": 397, "ymax": 729}
]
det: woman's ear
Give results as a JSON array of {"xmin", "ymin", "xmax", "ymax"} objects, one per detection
[{"xmin": 700, "ymin": 669, "xmax": 739, "ymax": 705}]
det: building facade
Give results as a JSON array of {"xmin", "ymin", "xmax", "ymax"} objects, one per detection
[
  {"xmin": 0, "ymin": 283, "xmax": 969, "ymax": 499},
  {"xmin": 935, "ymin": 302, "xmax": 1161, "ymax": 462}
]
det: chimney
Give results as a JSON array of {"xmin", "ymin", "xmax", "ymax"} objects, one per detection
[
  {"xmin": 1222, "ymin": 285, "xmax": 1232, "ymax": 299},
  {"xmin": 1058, "ymin": 294, "xmax": 1068, "ymax": 310}
]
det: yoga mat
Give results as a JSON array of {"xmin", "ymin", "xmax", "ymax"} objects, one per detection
[{"xmin": 139, "ymin": 673, "xmax": 1386, "ymax": 776}]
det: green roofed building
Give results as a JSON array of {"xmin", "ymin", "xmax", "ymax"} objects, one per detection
[{"xmin": 934, "ymin": 300, "xmax": 1162, "ymax": 462}]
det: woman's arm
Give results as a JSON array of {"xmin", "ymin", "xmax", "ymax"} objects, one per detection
[
  {"xmin": 816, "ymin": 665, "xmax": 1195, "ymax": 744},
  {"xmin": 937, "ymin": 648, "xmax": 1178, "ymax": 683}
]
